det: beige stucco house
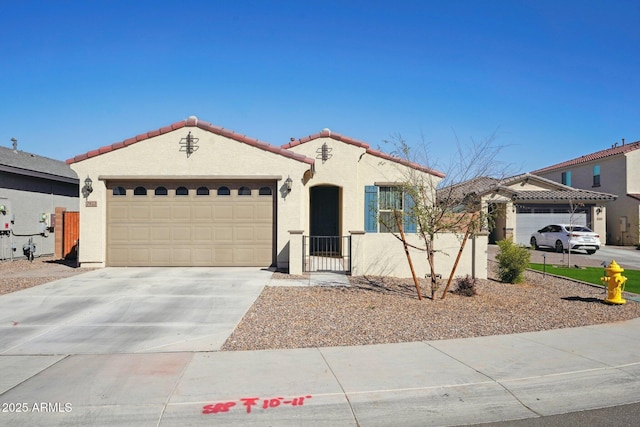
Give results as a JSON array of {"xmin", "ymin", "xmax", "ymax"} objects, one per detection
[
  {"xmin": 443, "ymin": 174, "xmax": 616, "ymax": 247},
  {"xmin": 67, "ymin": 116, "xmax": 487, "ymax": 279},
  {"xmin": 532, "ymin": 140, "xmax": 640, "ymax": 245}
]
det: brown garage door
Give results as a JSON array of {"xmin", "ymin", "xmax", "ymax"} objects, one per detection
[{"xmin": 106, "ymin": 181, "xmax": 274, "ymax": 266}]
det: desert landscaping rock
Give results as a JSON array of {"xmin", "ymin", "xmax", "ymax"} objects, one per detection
[
  {"xmin": 2, "ymin": 256, "xmax": 639, "ymax": 353},
  {"xmin": 222, "ymin": 269, "xmax": 640, "ymax": 351}
]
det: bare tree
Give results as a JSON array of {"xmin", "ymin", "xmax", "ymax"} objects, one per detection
[
  {"xmin": 565, "ymin": 198, "xmax": 585, "ymax": 268},
  {"xmin": 379, "ymin": 132, "xmax": 513, "ymax": 299}
]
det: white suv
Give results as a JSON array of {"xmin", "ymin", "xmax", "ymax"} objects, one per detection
[{"xmin": 530, "ymin": 224, "xmax": 601, "ymax": 255}]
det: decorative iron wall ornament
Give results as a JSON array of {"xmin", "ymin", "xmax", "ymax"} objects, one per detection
[
  {"xmin": 316, "ymin": 142, "xmax": 332, "ymax": 163},
  {"xmin": 179, "ymin": 131, "xmax": 199, "ymax": 157}
]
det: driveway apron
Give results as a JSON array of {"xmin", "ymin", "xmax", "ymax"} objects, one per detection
[{"xmin": 0, "ymin": 267, "xmax": 272, "ymax": 355}]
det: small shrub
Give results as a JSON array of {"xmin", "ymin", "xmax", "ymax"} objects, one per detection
[
  {"xmin": 453, "ymin": 275, "xmax": 477, "ymax": 297},
  {"xmin": 495, "ymin": 239, "xmax": 531, "ymax": 284}
]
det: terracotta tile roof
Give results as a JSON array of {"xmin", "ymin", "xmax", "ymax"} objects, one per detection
[
  {"xmin": 531, "ymin": 140, "xmax": 640, "ymax": 174},
  {"xmin": 1, "ymin": 144, "xmax": 78, "ymax": 182},
  {"xmin": 512, "ymin": 189, "xmax": 617, "ymax": 202},
  {"xmin": 66, "ymin": 117, "xmax": 315, "ymax": 166},
  {"xmin": 439, "ymin": 174, "xmax": 617, "ymax": 204},
  {"xmin": 282, "ymin": 128, "xmax": 446, "ymax": 178}
]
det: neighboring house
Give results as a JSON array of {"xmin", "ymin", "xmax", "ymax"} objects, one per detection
[
  {"xmin": 66, "ymin": 116, "xmax": 488, "ymax": 279},
  {"xmin": 532, "ymin": 140, "xmax": 640, "ymax": 245},
  {"xmin": 0, "ymin": 140, "xmax": 79, "ymax": 260},
  {"xmin": 443, "ymin": 174, "xmax": 616, "ymax": 247}
]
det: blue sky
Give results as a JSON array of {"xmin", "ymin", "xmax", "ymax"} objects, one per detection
[{"xmin": 1, "ymin": 0, "xmax": 638, "ymax": 173}]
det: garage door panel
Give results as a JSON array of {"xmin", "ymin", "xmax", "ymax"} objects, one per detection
[
  {"xmin": 193, "ymin": 248, "xmax": 213, "ymax": 263},
  {"xmin": 214, "ymin": 205, "xmax": 233, "ymax": 220},
  {"xmin": 235, "ymin": 227, "xmax": 255, "ymax": 242},
  {"xmin": 107, "ymin": 181, "xmax": 274, "ymax": 266},
  {"xmin": 234, "ymin": 248, "xmax": 254, "ymax": 264},
  {"xmin": 255, "ymin": 247, "xmax": 272, "ymax": 263},
  {"xmin": 172, "ymin": 206, "xmax": 191, "ymax": 220},
  {"xmin": 108, "ymin": 205, "xmax": 129, "ymax": 221},
  {"xmin": 256, "ymin": 204, "xmax": 273, "ymax": 218},
  {"xmin": 150, "ymin": 247, "xmax": 172, "ymax": 264},
  {"xmin": 172, "ymin": 248, "xmax": 191, "ymax": 263},
  {"xmin": 215, "ymin": 227, "xmax": 233, "ymax": 243},
  {"xmin": 255, "ymin": 226, "xmax": 272, "ymax": 242},
  {"xmin": 172, "ymin": 227, "xmax": 192, "ymax": 242},
  {"xmin": 109, "ymin": 226, "xmax": 130, "ymax": 243},
  {"xmin": 193, "ymin": 228, "xmax": 213, "ymax": 241},
  {"xmin": 151, "ymin": 228, "xmax": 171, "ymax": 242},
  {"xmin": 131, "ymin": 206, "xmax": 151, "ymax": 220},
  {"xmin": 130, "ymin": 248, "xmax": 151, "ymax": 264},
  {"xmin": 151, "ymin": 205, "xmax": 172, "ymax": 220},
  {"xmin": 515, "ymin": 212, "xmax": 587, "ymax": 246},
  {"xmin": 194, "ymin": 206, "xmax": 213, "ymax": 220},
  {"xmin": 131, "ymin": 227, "xmax": 150, "ymax": 243},
  {"xmin": 215, "ymin": 248, "xmax": 234, "ymax": 264},
  {"xmin": 109, "ymin": 248, "xmax": 130, "ymax": 264},
  {"xmin": 234, "ymin": 205, "xmax": 256, "ymax": 220}
]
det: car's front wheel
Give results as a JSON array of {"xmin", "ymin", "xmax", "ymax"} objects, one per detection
[
  {"xmin": 530, "ymin": 237, "xmax": 539, "ymax": 250},
  {"xmin": 555, "ymin": 240, "xmax": 564, "ymax": 253},
  {"xmin": 586, "ymin": 250, "xmax": 596, "ymax": 255}
]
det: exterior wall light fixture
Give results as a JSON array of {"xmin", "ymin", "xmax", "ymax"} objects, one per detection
[
  {"xmin": 285, "ymin": 176, "xmax": 293, "ymax": 193},
  {"xmin": 82, "ymin": 176, "xmax": 93, "ymax": 199}
]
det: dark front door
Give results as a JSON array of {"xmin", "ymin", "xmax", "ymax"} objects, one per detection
[{"xmin": 309, "ymin": 186, "xmax": 340, "ymax": 254}]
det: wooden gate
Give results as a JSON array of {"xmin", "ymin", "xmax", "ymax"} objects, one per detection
[{"xmin": 62, "ymin": 211, "xmax": 79, "ymax": 259}]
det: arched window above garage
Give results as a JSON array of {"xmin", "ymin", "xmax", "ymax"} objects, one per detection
[
  {"xmin": 176, "ymin": 186, "xmax": 189, "ymax": 196},
  {"xmin": 113, "ymin": 186, "xmax": 126, "ymax": 196},
  {"xmin": 134, "ymin": 186, "xmax": 147, "ymax": 196},
  {"xmin": 259, "ymin": 186, "xmax": 272, "ymax": 196},
  {"xmin": 155, "ymin": 186, "xmax": 168, "ymax": 196},
  {"xmin": 217, "ymin": 186, "xmax": 230, "ymax": 196},
  {"xmin": 238, "ymin": 186, "xmax": 251, "ymax": 196},
  {"xmin": 196, "ymin": 186, "xmax": 210, "ymax": 196}
]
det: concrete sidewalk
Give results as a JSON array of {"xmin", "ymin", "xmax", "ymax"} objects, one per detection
[{"xmin": 2, "ymin": 317, "xmax": 640, "ymax": 426}]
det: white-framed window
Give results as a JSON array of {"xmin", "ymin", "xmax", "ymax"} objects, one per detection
[
  {"xmin": 378, "ymin": 186, "xmax": 403, "ymax": 232},
  {"xmin": 365, "ymin": 185, "xmax": 416, "ymax": 233}
]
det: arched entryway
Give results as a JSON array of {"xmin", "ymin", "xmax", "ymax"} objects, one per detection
[
  {"xmin": 310, "ymin": 185, "xmax": 340, "ymax": 238},
  {"xmin": 306, "ymin": 185, "xmax": 350, "ymax": 272}
]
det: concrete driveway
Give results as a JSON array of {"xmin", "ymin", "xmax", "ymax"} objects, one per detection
[{"xmin": 0, "ymin": 267, "xmax": 272, "ymax": 355}]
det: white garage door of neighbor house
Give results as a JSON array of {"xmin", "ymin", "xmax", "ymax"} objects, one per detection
[
  {"xmin": 515, "ymin": 213, "xmax": 587, "ymax": 246},
  {"xmin": 107, "ymin": 181, "xmax": 274, "ymax": 267}
]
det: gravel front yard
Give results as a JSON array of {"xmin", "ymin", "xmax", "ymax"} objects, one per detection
[
  {"xmin": 0, "ymin": 257, "xmax": 94, "ymax": 295},
  {"xmin": 3, "ymin": 256, "xmax": 639, "ymax": 352},
  {"xmin": 221, "ymin": 266, "xmax": 640, "ymax": 351}
]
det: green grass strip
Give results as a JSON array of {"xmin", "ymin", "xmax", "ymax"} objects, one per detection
[{"xmin": 529, "ymin": 263, "xmax": 640, "ymax": 294}]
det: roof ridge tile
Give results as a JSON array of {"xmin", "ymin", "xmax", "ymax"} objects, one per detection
[{"xmin": 66, "ymin": 117, "xmax": 315, "ymax": 166}]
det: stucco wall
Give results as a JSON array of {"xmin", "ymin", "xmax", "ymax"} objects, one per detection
[
  {"xmin": 287, "ymin": 136, "xmax": 486, "ymax": 278},
  {"xmin": 536, "ymin": 154, "xmax": 638, "ymax": 245},
  {"xmin": 355, "ymin": 232, "xmax": 487, "ymax": 280},
  {"xmin": 70, "ymin": 125, "xmax": 489, "ymax": 276},
  {"xmin": 70, "ymin": 127, "xmax": 311, "ymax": 268},
  {"xmin": 288, "ymin": 136, "xmax": 442, "ymax": 234}
]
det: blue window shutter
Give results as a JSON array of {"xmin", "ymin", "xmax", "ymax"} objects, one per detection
[
  {"xmin": 403, "ymin": 191, "xmax": 417, "ymax": 233},
  {"xmin": 365, "ymin": 186, "xmax": 378, "ymax": 233}
]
